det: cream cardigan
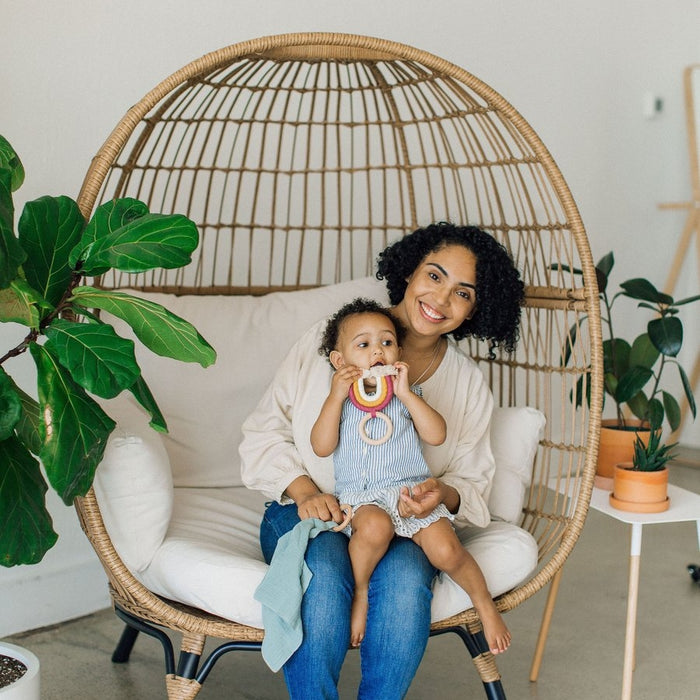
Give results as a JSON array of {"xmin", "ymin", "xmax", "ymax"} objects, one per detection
[{"xmin": 240, "ymin": 320, "xmax": 495, "ymax": 528}]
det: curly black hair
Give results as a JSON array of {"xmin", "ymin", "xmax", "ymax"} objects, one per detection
[
  {"xmin": 376, "ymin": 222, "xmax": 524, "ymax": 353},
  {"xmin": 319, "ymin": 297, "xmax": 407, "ymax": 361}
]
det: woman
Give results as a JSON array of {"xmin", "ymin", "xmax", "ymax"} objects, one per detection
[{"xmin": 240, "ymin": 222, "xmax": 524, "ymax": 699}]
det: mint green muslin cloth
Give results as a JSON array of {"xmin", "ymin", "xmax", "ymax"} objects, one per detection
[{"xmin": 254, "ymin": 517, "xmax": 339, "ymax": 672}]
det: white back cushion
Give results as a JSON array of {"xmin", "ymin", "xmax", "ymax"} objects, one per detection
[{"xmin": 104, "ymin": 277, "xmax": 389, "ymax": 487}]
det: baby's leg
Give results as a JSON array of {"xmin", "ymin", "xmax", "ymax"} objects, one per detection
[
  {"xmin": 348, "ymin": 505, "xmax": 395, "ymax": 647},
  {"xmin": 413, "ymin": 519, "xmax": 511, "ymax": 654}
]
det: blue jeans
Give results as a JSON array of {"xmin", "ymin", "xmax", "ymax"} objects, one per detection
[{"xmin": 260, "ymin": 501, "xmax": 437, "ymax": 700}]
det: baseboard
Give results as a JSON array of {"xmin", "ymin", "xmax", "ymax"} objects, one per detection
[{"xmin": 0, "ymin": 557, "xmax": 110, "ymax": 637}]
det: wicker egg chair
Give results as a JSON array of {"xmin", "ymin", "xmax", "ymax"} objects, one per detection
[{"xmin": 74, "ymin": 32, "xmax": 603, "ymax": 700}]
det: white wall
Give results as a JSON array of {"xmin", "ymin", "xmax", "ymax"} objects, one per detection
[{"xmin": 1, "ymin": 0, "xmax": 699, "ymax": 635}]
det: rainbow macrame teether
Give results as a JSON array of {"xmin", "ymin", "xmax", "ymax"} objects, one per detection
[{"xmin": 348, "ymin": 365, "xmax": 398, "ymax": 445}]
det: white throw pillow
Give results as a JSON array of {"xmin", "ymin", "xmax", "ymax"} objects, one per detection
[
  {"xmin": 487, "ymin": 407, "xmax": 546, "ymax": 523},
  {"xmin": 103, "ymin": 276, "xmax": 389, "ymax": 488},
  {"xmin": 92, "ymin": 396, "xmax": 173, "ymax": 572}
]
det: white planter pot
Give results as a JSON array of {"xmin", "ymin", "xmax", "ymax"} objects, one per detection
[{"xmin": 0, "ymin": 643, "xmax": 40, "ymax": 700}]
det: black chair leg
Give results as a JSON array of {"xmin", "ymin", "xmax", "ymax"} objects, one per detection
[
  {"xmin": 112, "ymin": 623, "xmax": 140, "ymax": 663},
  {"xmin": 431, "ymin": 626, "xmax": 507, "ymax": 700}
]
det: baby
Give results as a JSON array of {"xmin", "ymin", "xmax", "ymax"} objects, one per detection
[{"xmin": 311, "ymin": 297, "xmax": 510, "ymax": 653}]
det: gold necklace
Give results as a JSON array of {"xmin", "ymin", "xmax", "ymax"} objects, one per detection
[{"xmin": 410, "ymin": 338, "xmax": 444, "ymax": 387}]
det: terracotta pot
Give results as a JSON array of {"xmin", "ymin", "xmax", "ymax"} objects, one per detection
[
  {"xmin": 609, "ymin": 462, "xmax": 669, "ymax": 513},
  {"xmin": 596, "ymin": 419, "xmax": 651, "ymax": 489}
]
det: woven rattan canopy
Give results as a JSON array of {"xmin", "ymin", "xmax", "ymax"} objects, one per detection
[{"xmin": 76, "ymin": 32, "xmax": 603, "ymax": 699}]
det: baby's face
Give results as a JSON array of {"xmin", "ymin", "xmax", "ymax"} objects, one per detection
[{"xmin": 331, "ymin": 312, "xmax": 400, "ymax": 370}]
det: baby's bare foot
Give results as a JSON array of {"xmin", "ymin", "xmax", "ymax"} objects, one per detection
[
  {"xmin": 350, "ymin": 588, "xmax": 369, "ymax": 647},
  {"xmin": 480, "ymin": 605, "xmax": 511, "ymax": 654}
]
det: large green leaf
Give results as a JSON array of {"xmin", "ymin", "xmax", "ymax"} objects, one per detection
[
  {"xmin": 69, "ymin": 198, "xmax": 149, "ymax": 273},
  {"xmin": 44, "ymin": 319, "xmax": 140, "ymax": 399},
  {"xmin": 620, "ymin": 278, "xmax": 674, "ymax": 306},
  {"xmin": 615, "ymin": 365, "xmax": 653, "ymax": 404},
  {"xmin": 626, "ymin": 390, "xmax": 649, "ymax": 421},
  {"xmin": 30, "ymin": 342, "xmax": 116, "ymax": 504},
  {"xmin": 127, "ymin": 374, "xmax": 168, "ymax": 432},
  {"xmin": 662, "ymin": 391, "xmax": 681, "ymax": 432},
  {"xmin": 18, "ymin": 195, "xmax": 85, "ymax": 308},
  {"xmin": 0, "ymin": 168, "xmax": 27, "ymax": 289},
  {"xmin": 628, "ymin": 332, "xmax": 659, "ymax": 370},
  {"xmin": 71, "ymin": 287, "xmax": 216, "ymax": 366},
  {"xmin": 11, "ymin": 381, "xmax": 42, "ymax": 455},
  {"xmin": 0, "ymin": 435, "xmax": 58, "ymax": 566},
  {"xmin": 677, "ymin": 364, "xmax": 697, "ymax": 419},
  {"xmin": 0, "ymin": 367, "xmax": 22, "ymax": 440},
  {"xmin": 79, "ymin": 213, "xmax": 199, "ymax": 275},
  {"xmin": 0, "ymin": 279, "xmax": 50, "ymax": 327},
  {"xmin": 0, "ymin": 135, "xmax": 25, "ymax": 191},
  {"xmin": 603, "ymin": 337, "xmax": 630, "ymax": 377},
  {"xmin": 648, "ymin": 316, "xmax": 682, "ymax": 357}
]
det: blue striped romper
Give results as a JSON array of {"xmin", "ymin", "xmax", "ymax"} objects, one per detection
[{"xmin": 334, "ymin": 387, "xmax": 453, "ymax": 538}]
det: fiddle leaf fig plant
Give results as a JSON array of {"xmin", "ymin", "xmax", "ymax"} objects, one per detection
[
  {"xmin": 0, "ymin": 134, "xmax": 216, "ymax": 567},
  {"xmin": 554, "ymin": 251, "xmax": 699, "ymax": 433}
]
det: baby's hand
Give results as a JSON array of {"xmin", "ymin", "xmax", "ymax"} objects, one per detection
[
  {"xmin": 391, "ymin": 361, "xmax": 411, "ymax": 398},
  {"xmin": 330, "ymin": 364, "xmax": 363, "ymax": 399}
]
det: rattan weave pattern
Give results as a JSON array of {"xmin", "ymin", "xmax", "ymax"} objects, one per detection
[{"xmin": 75, "ymin": 32, "xmax": 602, "ymax": 698}]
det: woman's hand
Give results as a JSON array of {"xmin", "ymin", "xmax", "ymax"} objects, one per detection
[
  {"xmin": 297, "ymin": 491, "xmax": 345, "ymax": 524},
  {"xmin": 398, "ymin": 477, "xmax": 459, "ymax": 518}
]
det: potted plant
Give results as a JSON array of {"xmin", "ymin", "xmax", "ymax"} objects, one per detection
[
  {"xmin": 555, "ymin": 252, "xmax": 699, "ymax": 487},
  {"xmin": 0, "ymin": 643, "xmax": 39, "ymax": 699},
  {"xmin": 0, "ymin": 134, "xmax": 215, "ymax": 695},
  {"xmin": 609, "ymin": 427, "xmax": 677, "ymax": 512}
]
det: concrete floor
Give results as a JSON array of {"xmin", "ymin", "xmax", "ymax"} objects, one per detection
[{"xmin": 6, "ymin": 463, "xmax": 700, "ymax": 700}]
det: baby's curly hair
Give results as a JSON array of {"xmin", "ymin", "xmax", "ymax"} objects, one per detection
[
  {"xmin": 376, "ymin": 222, "xmax": 524, "ymax": 353},
  {"xmin": 319, "ymin": 298, "xmax": 406, "ymax": 361}
]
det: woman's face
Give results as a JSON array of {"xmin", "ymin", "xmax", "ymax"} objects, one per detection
[{"xmin": 399, "ymin": 244, "xmax": 477, "ymax": 337}]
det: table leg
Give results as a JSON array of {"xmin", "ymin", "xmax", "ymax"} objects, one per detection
[
  {"xmin": 621, "ymin": 523, "xmax": 643, "ymax": 700},
  {"xmin": 529, "ymin": 568, "xmax": 563, "ymax": 682}
]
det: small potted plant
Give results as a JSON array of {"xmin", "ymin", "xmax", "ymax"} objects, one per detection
[
  {"xmin": 609, "ymin": 425, "xmax": 677, "ymax": 512},
  {"xmin": 554, "ymin": 252, "xmax": 699, "ymax": 487},
  {"xmin": 0, "ymin": 134, "xmax": 215, "ymax": 696}
]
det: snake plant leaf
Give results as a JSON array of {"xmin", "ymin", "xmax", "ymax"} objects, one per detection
[
  {"xmin": 0, "ymin": 367, "xmax": 22, "ymax": 440},
  {"xmin": 628, "ymin": 332, "xmax": 659, "ymax": 370},
  {"xmin": 78, "ymin": 213, "xmax": 199, "ymax": 275},
  {"xmin": 648, "ymin": 316, "xmax": 682, "ymax": 357},
  {"xmin": 44, "ymin": 318, "xmax": 140, "ymax": 399},
  {"xmin": 615, "ymin": 365, "xmax": 653, "ymax": 404},
  {"xmin": 0, "ymin": 279, "xmax": 51, "ymax": 328},
  {"xmin": 677, "ymin": 364, "xmax": 697, "ymax": 419},
  {"xmin": 127, "ymin": 374, "xmax": 168, "ymax": 432},
  {"xmin": 0, "ymin": 435, "xmax": 58, "ymax": 566},
  {"xmin": 662, "ymin": 391, "xmax": 681, "ymax": 432},
  {"xmin": 18, "ymin": 195, "xmax": 85, "ymax": 308},
  {"xmin": 620, "ymin": 278, "xmax": 674, "ymax": 306},
  {"xmin": 30, "ymin": 342, "xmax": 116, "ymax": 505},
  {"xmin": 71, "ymin": 287, "xmax": 216, "ymax": 367},
  {"xmin": 0, "ymin": 135, "xmax": 25, "ymax": 191},
  {"xmin": 0, "ymin": 169, "xmax": 27, "ymax": 289},
  {"xmin": 69, "ymin": 198, "xmax": 150, "ymax": 272}
]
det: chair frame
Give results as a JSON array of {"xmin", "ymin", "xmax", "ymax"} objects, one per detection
[{"xmin": 74, "ymin": 32, "xmax": 603, "ymax": 699}]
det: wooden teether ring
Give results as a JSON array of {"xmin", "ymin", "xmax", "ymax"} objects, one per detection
[
  {"xmin": 357, "ymin": 411, "xmax": 393, "ymax": 445},
  {"xmin": 332, "ymin": 504, "xmax": 354, "ymax": 532}
]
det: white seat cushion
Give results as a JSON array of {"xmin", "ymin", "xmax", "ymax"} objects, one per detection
[{"xmin": 136, "ymin": 486, "xmax": 538, "ymax": 628}]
